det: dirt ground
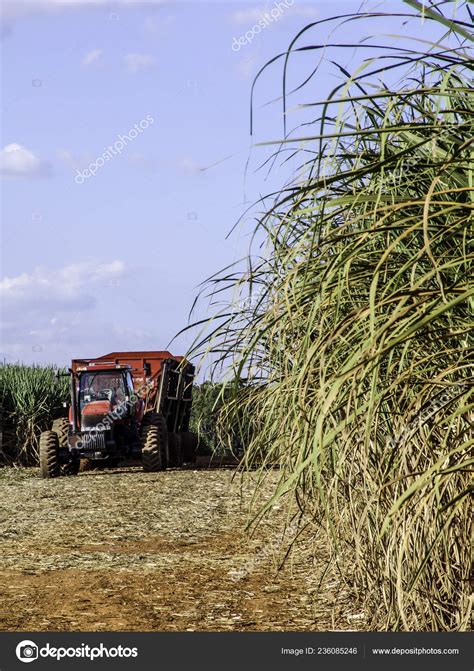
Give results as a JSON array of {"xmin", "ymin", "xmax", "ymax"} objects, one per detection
[{"xmin": 0, "ymin": 463, "xmax": 365, "ymax": 631}]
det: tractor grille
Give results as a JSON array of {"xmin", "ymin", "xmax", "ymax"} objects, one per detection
[
  {"xmin": 82, "ymin": 414, "xmax": 107, "ymax": 429},
  {"xmin": 81, "ymin": 432, "xmax": 106, "ymax": 451}
]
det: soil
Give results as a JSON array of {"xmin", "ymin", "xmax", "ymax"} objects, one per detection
[{"xmin": 0, "ymin": 463, "xmax": 365, "ymax": 631}]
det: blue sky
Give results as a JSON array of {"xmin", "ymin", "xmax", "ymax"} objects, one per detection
[{"xmin": 0, "ymin": 0, "xmax": 446, "ymax": 371}]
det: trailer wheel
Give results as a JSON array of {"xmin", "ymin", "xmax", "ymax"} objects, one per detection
[
  {"xmin": 181, "ymin": 431, "xmax": 198, "ymax": 463},
  {"xmin": 52, "ymin": 418, "xmax": 69, "ymax": 448},
  {"xmin": 39, "ymin": 431, "xmax": 60, "ymax": 478},
  {"xmin": 168, "ymin": 433, "xmax": 183, "ymax": 468},
  {"xmin": 141, "ymin": 413, "xmax": 167, "ymax": 472}
]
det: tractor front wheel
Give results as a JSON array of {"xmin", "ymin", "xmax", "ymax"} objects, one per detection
[
  {"xmin": 51, "ymin": 418, "xmax": 78, "ymax": 475},
  {"xmin": 52, "ymin": 417, "xmax": 69, "ymax": 448},
  {"xmin": 39, "ymin": 431, "xmax": 60, "ymax": 479}
]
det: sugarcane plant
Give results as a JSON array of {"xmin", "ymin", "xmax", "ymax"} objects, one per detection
[
  {"xmin": 0, "ymin": 364, "xmax": 69, "ymax": 464},
  {"xmin": 188, "ymin": 1, "xmax": 473, "ymax": 630}
]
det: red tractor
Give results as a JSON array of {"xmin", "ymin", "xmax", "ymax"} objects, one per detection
[{"xmin": 39, "ymin": 351, "xmax": 198, "ymax": 478}]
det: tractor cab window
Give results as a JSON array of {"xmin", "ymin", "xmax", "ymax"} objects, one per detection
[
  {"xmin": 125, "ymin": 371, "xmax": 134, "ymax": 395},
  {"xmin": 79, "ymin": 372, "xmax": 127, "ymax": 409}
]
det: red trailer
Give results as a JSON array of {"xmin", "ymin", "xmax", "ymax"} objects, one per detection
[
  {"xmin": 76, "ymin": 351, "xmax": 195, "ymax": 434},
  {"xmin": 39, "ymin": 351, "xmax": 198, "ymax": 478}
]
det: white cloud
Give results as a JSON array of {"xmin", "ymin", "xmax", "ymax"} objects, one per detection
[
  {"xmin": 1, "ymin": 1, "xmax": 102, "ymax": 21},
  {"xmin": 124, "ymin": 53, "xmax": 155, "ymax": 74},
  {"xmin": 111, "ymin": 325, "xmax": 152, "ymax": 340},
  {"xmin": 0, "ymin": 260, "xmax": 128, "ymax": 363},
  {"xmin": 82, "ymin": 48, "xmax": 102, "ymax": 66},
  {"xmin": 0, "ymin": 1, "xmax": 167, "ymax": 38},
  {"xmin": 232, "ymin": 6, "xmax": 272, "ymax": 24},
  {"xmin": 1, "ymin": 1, "xmax": 166, "ymax": 21},
  {"xmin": 0, "ymin": 143, "xmax": 50, "ymax": 178},
  {"xmin": 177, "ymin": 156, "xmax": 204, "ymax": 174},
  {"xmin": 56, "ymin": 148, "xmax": 94, "ymax": 171},
  {"xmin": 0, "ymin": 260, "xmax": 125, "ymax": 310},
  {"xmin": 231, "ymin": 2, "xmax": 318, "ymax": 25}
]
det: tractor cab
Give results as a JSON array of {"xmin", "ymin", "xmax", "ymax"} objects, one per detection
[
  {"xmin": 75, "ymin": 364, "xmax": 135, "ymax": 430},
  {"xmin": 79, "ymin": 368, "xmax": 130, "ymax": 407}
]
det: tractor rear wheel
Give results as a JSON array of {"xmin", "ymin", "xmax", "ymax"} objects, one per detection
[
  {"xmin": 168, "ymin": 433, "xmax": 183, "ymax": 467},
  {"xmin": 39, "ymin": 431, "xmax": 60, "ymax": 478},
  {"xmin": 181, "ymin": 431, "xmax": 198, "ymax": 463},
  {"xmin": 141, "ymin": 413, "xmax": 167, "ymax": 472}
]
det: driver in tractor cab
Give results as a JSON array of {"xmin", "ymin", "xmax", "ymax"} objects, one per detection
[{"xmin": 110, "ymin": 384, "xmax": 125, "ymax": 408}]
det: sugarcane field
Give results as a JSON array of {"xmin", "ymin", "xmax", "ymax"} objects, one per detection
[{"xmin": 0, "ymin": 2, "xmax": 472, "ymax": 667}]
